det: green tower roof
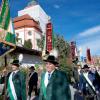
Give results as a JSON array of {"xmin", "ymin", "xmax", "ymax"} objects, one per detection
[{"xmin": 28, "ymin": 0, "xmax": 38, "ymax": 6}]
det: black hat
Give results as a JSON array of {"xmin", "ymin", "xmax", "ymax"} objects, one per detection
[
  {"xmin": 82, "ymin": 64, "xmax": 90, "ymax": 69},
  {"xmin": 11, "ymin": 59, "xmax": 20, "ymax": 67},
  {"xmin": 44, "ymin": 55, "xmax": 58, "ymax": 65},
  {"xmin": 29, "ymin": 66, "xmax": 35, "ymax": 70}
]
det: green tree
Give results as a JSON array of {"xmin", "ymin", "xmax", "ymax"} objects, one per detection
[
  {"xmin": 37, "ymin": 34, "xmax": 72, "ymax": 81},
  {"xmin": 37, "ymin": 36, "xmax": 45, "ymax": 50},
  {"xmin": 54, "ymin": 34, "xmax": 70, "ymax": 58},
  {"xmin": 54, "ymin": 35, "xmax": 72, "ymax": 79},
  {"xmin": 24, "ymin": 39, "xmax": 32, "ymax": 49}
]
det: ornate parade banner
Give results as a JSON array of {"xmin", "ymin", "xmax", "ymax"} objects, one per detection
[
  {"xmin": 86, "ymin": 48, "xmax": 91, "ymax": 63},
  {"xmin": 46, "ymin": 22, "xmax": 53, "ymax": 52},
  {"xmin": 0, "ymin": 0, "xmax": 16, "ymax": 57}
]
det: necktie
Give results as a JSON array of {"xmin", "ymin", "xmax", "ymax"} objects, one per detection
[
  {"xmin": 48, "ymin": 73, "xmax": 51, "ymax": 81},
  {"xmin": 12, "ymin": 72, "xmax": 15, "ymax": 78}
]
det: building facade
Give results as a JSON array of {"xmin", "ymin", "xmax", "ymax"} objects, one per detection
[{"xmin": 14, "ymin": 2, "xmax": 50, "ymax": 50}]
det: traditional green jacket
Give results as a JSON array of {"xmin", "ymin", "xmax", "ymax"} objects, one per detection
[
  {"xmin": 0, "ymin": 71, "xmax": 26, "ymax": 100},
  {"xmin": 39, "ymin": 69, "xmax": 71, "ymax": 100}
]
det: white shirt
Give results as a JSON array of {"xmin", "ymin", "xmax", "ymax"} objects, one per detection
[
  {"xmin": 10, "ymin": 70, "xmax": 19, "ymax": 78},
  {"xmin": 44, "ymin": 70, "xmax": 54, "ymax": 87},
  {"xmin": 13, "ymin": 70, "xmax": 19, "ymax": 74},
  {"xmin": 97, "ymin": 71, "xmax": 100, "ymax": 76}
]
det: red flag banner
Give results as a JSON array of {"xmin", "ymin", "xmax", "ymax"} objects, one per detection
[
  {"xmin": 87, "ymin": 48, "xmax": 91, "ymax": 62},
  {"xmin": 46, "ymin": 22, "xmax": 53, "ymax": 52}
]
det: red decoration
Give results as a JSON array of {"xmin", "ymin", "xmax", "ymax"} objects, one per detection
[
  {"xmin": 46, "ymin": 22, "xmax": 53, "ymax": 52},
  {"xmin": 87, "ymin": 48, "xmax": 91, "ymax": 62}
]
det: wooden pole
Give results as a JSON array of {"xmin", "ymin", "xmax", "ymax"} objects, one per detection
[
  {"xmin": 4, "ymin": 55, "xmax": 7, "ymax": 100},
  {"xmin": 4, "ymin": 56, "xmax": 7, "ymax": 67}
]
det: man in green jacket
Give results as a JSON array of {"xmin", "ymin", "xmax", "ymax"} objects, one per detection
[
  {"xmin": 39, "ymin": 55, "xmax": 71, "ymax": 100},
  {"xmin": 0, "ymin": 59, "xmax": 26, "ymax": 100}
]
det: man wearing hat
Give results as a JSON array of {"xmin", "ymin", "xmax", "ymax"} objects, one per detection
[
  {"xmin": 27, "ymin": 66, "xmax": 38, "ymax": 100},
  {"xmin": 78, "ymin": 64, "xmax": 96, "ymax": 100},
  {"xmin": 0, "ymin": 59, "xmax": 26, "ymax": 100},
  {"xmin": 39, "ymin": 55, "xmax": 71, "ymax": 100}
]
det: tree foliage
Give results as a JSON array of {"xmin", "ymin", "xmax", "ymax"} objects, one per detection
[
  {"xmin": 54, "ymin": 34, "xmax": 70, "ymax": 58},
  {"xmin": 54, "ymin": 34, "xmax": 72, "ymax": 79},
  {"xmin": 37, "ymin": 36, "xmax": 45, "ymax": 50},
  {"xmin": 37, "ymin": 34, "xmax": 72, "ymax": 79},
  {"xmin": 24, "ymin": 39, "xmax": 32, "ymax": 49}
]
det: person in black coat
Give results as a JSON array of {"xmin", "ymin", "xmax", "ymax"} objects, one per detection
[
  {"xmin": 28, "ymin": 66, "xmax": 38, "ymax": 99},
  {"xmin": 93, "ymin": 70, "xmax": 100, "ymax": 100},
  {"xmin": 93, "ymin": 70, "xmax": 100, "ymax": 92}
]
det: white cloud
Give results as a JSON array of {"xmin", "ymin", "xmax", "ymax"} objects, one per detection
[
  {"xmin": 78, "ymin": 25, "xmax": 100, "ymax": 38},
  {"xmin": 54, "ymin": 4, "xmax": 60, "ymax": 9},
  {"xmin": 78, "ymin": 39, "xmax": 100, "ymax": 56}
]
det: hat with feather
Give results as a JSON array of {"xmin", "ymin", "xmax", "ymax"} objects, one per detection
[{"xmin": 43, "ymin": 48, "xmax": 59, "ymax": 65}]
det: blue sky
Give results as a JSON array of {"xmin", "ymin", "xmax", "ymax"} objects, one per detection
[{"xmin": 0, "ymin": 0, "xmax": 100, "ymax": 56}]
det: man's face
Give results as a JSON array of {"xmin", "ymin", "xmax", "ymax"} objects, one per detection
[
  {"xmin": 30, "ymin": 68, "xmax": 34, "ymax": 73},
  {"xmin": 91, "ymin": 67, "xmax": 96, "ymax": 73},
  {"xmin": 84, "ymin": 68, "xmax": 89, "ymax": 72},
  {"xmin": 45, "ymin": 62, "xmax": 55, "ymax": 73},
  {"xmin": 11, "ymin": 64, "xmax": 18, "ymax": 71}
]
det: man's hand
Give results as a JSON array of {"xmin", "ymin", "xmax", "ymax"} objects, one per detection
[{"xmin": 96, "ymin": 91, "xmax": 100, "ymax": 94}]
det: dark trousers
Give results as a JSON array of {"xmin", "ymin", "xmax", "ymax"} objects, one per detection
[
  {"xmin": 28, "ymin": 85, "xmax": 38, "ymax": 97},
  {"xmin": 74, "ymin": 91, "xmax": 84, "ymax": 100},
  {"xmin": 74, "ymin": 91, "xmax": 95, "ymax": 100}
]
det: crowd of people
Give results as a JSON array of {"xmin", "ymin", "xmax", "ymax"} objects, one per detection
[
  {"xmin": 0, "ymin": 55, "xmax": 71, "ymax": 100},
  {"xmin": 71, "ymin": 63, "xmax": 100, "ymax": 100},
  {"xmin": 0, "ymin": 55, "xmax": 100, "ymax": 100}
]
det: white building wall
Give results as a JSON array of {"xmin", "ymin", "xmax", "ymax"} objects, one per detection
[
  {"xmin": 18, "ymin": 5, "xmax": 49, "ymax": 34},
  {"xmin": 34, "ymin": 30, "xmax": 41, "ymax": 50},
  {"xmin": 18, "ymin": 5, "xmax": 39, "ymax": 21},
  {"xmin": 24, "ymin": 28, "xmax": 34, "ymax": 41},
  {"xmin": 15, "ymin": 27, "xmax": 41, "ymax": 50},
  {"xmin": 24, "ymin": 28, "xmax": 41, "ymax": 50},
  {"xmin": 15, "ymin": 28, "xmax": 25, "ymax": 46}
]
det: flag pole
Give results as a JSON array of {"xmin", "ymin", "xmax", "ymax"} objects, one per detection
[
  {"xmin": 0, "ymin": 0, "xmax": 16, "ymax": 99},
  {"xmin": 4, "ymin": 55, "xmax": 7, "ymax": 100},
  {"xmin": 4, "ymin": 55, "xmax": 7, "ymax": 67}
]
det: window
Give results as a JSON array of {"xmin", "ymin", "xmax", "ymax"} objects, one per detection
[
  {"xmin": 16, "ymin": 33, "xmax": 19, "ymax": 37},
  {"xmin": 28, "ymin": 31, "xmax": 32, "ymax": 36}
]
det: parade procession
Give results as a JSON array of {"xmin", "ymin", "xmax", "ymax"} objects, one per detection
[{"xmin": 0, "ymin": 0, "xmax": 100, "ymax": 100}]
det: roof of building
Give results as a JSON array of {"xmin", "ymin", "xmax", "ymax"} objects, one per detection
[{"xmin": 14, "ymin": 14, "xmax": 42, "ymax": 33}]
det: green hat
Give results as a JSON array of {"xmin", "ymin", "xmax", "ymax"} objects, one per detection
[
  {"xmin": 11, "ymin": 59, "xmax": 20, "ymax": 67},
  {"xmin": 44, "ymin": 55, "xmax": 58, "ymax": 65}
]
